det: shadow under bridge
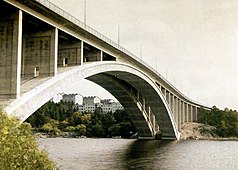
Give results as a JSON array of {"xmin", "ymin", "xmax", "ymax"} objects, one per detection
[{"xmin": 87, "ymin": 70, "xmax": 178, "ymax": 139}]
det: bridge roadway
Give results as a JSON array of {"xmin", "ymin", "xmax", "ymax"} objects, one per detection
[{"xmin": 0, "ymin": 0, "xmax": 210, "ymax": 140}]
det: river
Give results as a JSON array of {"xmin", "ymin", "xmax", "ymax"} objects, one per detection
[{"xmin": 38, "ymin": 138, "xmax": 238, "ymax": 170}]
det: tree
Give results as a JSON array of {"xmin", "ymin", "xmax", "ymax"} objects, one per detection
[
  {"xmin": 69, "ymin": 112, "xmax": 82, "ymax": 126},
  {"xmin": 0, "ymin": 111, "xmax": 55, "ymax": 169},
  {"xmin": 198, "ymin": 106, "xmax": 238, "ymax": 137},
  {"xmin": 75, "ymin": 124, "xmax": 87, "ymax": 136},
  {"xmin": 113, "ymin": 109, "xmax": 129, "ymax": 123},
  {"xmin": 91, "ymin": 123, "xmax": 105, "ymax": 137}
]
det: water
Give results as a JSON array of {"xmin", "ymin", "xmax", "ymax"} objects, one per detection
[{"xmin": 38, "ymin": 138, "xmax": 238, "ymax": 170}]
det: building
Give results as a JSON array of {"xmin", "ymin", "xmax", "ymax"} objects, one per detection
[
  {"xmin": 74, "ymin": 96, "xmax": 123, "ymax": 113},
  {"xmin": 62, "ymin": 94, "xmax": 83, "ymax": 104},
  {"xmin": 101, "ymin": 99, "xmax": 123, "ymax": 113},
  {"xmin": 83, "ymin": 96, "xmax": 101, "ymax": 105},
  {"xmin": 51, "ymin": 93, "xmax": 64, "ymax": 103},
  {"xmin": 52, "ymin": 93, "xmax": 83, "ymax": 104}
]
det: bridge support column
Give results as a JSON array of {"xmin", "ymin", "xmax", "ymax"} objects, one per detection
[
  {"xmin": 190, "ymin": 105, "xmax": 193, "ymax": 122},
  {"xmin": 195, "ymin": 107, "xmax": 198, "ymax": 122},
  {"xmin": 181, "ymin": 100, "xmax": 184, "ymax": 124},
  {"xmin": 185, "ymin": 103, "xmax": 188, "ymax": 122},
  {"xmin": 174, "ymin": 96, "xmax": 178, "ymax": 130},
  {"xmin": 166, "ymin": 90, "xmax": 170, "ymax": 105},
  {"xmin": 148, "ymin": 106, "xmax": 151, "ymax": 121},
  {"xmin": 192, "ymin": 106, "xmax": 197, "ymax": 122},
  {"xmin": 178, "ymin": 99, "xmax": 181, "ymax": 131},
  {"xmin": 81, "ymin": 41, "xmax": 84, "ymax": 65},
  {"xmin": 171, "ymin": 95, "xmax": 176, "ymax": 125},
  {"xmin": 100, "ymin": 51, "xmax": 103, "ymax": 61},
  {"xmin": 188, "ymin": 104, "xmax": 191, "ymax": 122},
  {"xmin": 161, "ymin": 87, "xmax": 166, "ymax": 97},
  {"xmin": 143, "ymin": 98, "xmax": 146, "ymax": 111},
  {"xmin": 152, "ymin": 114, "xmax": 156, "ymax": 133},
  {"xmin": 54, "ymin": 28, "xmax": 58, "ymax": 76},
  {"xmin": 170, "ymin": 94, "xmax": 174, "ymax": 116},
  {"xmin": 168, "ymin": 92, "xmax": 171, "ymax": 106},
  {"xmin": 0, "ymin": 9, "xmax": 22, "ymax": 99},
  {"xmin": 13, "ymin": 10, "xmax": 22, "ymax": 98}
]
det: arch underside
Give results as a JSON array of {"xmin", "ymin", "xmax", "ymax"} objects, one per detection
[
  {"xmin": 87, "ymin": 72, "xmax": 177, "ymax": 139},
  {"xmin": 4, "ymin": 62, "xmax": 179, "ymax": 139}
]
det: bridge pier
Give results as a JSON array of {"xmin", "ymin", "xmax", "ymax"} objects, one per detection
[{"xmin": 0, "ymin": 9, "xmax": 22, "ymax": 99}]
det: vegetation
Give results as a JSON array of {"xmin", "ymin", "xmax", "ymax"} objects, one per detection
[
  {"xmin": 198, "ymin": 106, "xmax": 238, "ymax": 137},
  {"xmin": 0, "ymin": 110, "xmax": 55, "ymax": 170},
  {"xmin": 26, "ymin": 101, "xmax": 137, "ymax": 138}
]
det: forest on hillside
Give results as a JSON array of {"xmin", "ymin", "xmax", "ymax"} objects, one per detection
[
  {"xmin": 198, "ymin": 106, "xmax": 238, "ymax": 137},
  {"xmin": 26, "ymin": 101, "xmax": 137, "ymax": 138}
]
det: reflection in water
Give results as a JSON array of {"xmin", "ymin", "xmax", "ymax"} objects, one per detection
[
  {"xmin": 38, "ymin": 138, "xmax": 238, "ymax": 170},
  {"xmin": 122, "ymin": 140, "xmax": 173, "ymax": 169}
]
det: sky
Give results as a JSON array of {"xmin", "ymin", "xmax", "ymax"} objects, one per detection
[{"xmin": 49, "ymin": 0, "xmax": 238, "ymax": 110}]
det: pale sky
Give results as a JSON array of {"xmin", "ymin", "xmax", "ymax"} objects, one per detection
[{"xmin": 49, "ymin": 0, "xmax": 238, "ymax": 110}]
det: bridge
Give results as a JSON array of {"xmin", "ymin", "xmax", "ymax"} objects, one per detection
[{"xmin": 0, "ymin": 0, "xmax": 210, "ymax": 140}]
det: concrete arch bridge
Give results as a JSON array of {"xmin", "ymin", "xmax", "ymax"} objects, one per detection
[{"xmin": 0, "ymin": 0, "xmax": 209, "ymax": 140}]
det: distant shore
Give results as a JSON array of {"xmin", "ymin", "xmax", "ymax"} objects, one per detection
[
  {"xmin": 34, "ymin": 122, "xmax": 238, "ymax": 141},
  {"xmin": 34, "ymin": 132, "xmax": 88, "ymax": 138}
]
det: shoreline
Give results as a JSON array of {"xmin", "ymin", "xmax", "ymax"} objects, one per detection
[
  {"xmin": 34, "ymin": 132, "xmax": 238, "ymax": 141},
  {"xmin": 180, "ymin": 136, "xmax": 238, "ymax": 141},
  {"xmin": 34, "ymin": 122, "xmax": 238, "ymax": 141}
]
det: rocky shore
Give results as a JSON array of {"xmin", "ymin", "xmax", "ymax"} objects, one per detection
[{"xmin": 180, "ymin": 122, "xmax": 238, "ymax": 141}]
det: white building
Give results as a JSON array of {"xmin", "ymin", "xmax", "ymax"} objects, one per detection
[
  {"xmin": 83, "ymin": 96, "xmax": 101, "ymax": 105},
  {"xmin": 101, "ymin": 99, "xmax": 123, "ymax": 113},
  {"xmin": 51, "ymin": 93, "xmax": 64, "ymax": 103},
  {"xmin": 62, "ymin": 94, "xmax": 83, "ymax": 104},
  {"xmin": 75, "ymin": 96, "xmax": 123, "ymax": 113},
  {"xmin": 52, "ymin": 93, "xmax": 83, "ymax": 104}
]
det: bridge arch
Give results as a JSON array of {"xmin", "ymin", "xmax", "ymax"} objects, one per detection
[{"xmin": 4, "ymin": 62, "xmax": 179, "ymax": 139}]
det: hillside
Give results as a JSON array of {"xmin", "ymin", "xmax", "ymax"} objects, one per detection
[{"xmin": 180, "ymin": 122, "xmax": 219, "ymax": 140}]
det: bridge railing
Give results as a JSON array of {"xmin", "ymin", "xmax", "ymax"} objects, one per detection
[{"xmin": 35, "ymin": 0, "xmax": 208, "ymax": 109}]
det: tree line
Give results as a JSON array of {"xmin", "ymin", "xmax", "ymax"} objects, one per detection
[
  {"xmin": 198, "ymin": 106, "xmax": 238, "ymax": 137},
  {"xmin": 26, "ymin": 101, "xmax": 137, "ymax": 138}
]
